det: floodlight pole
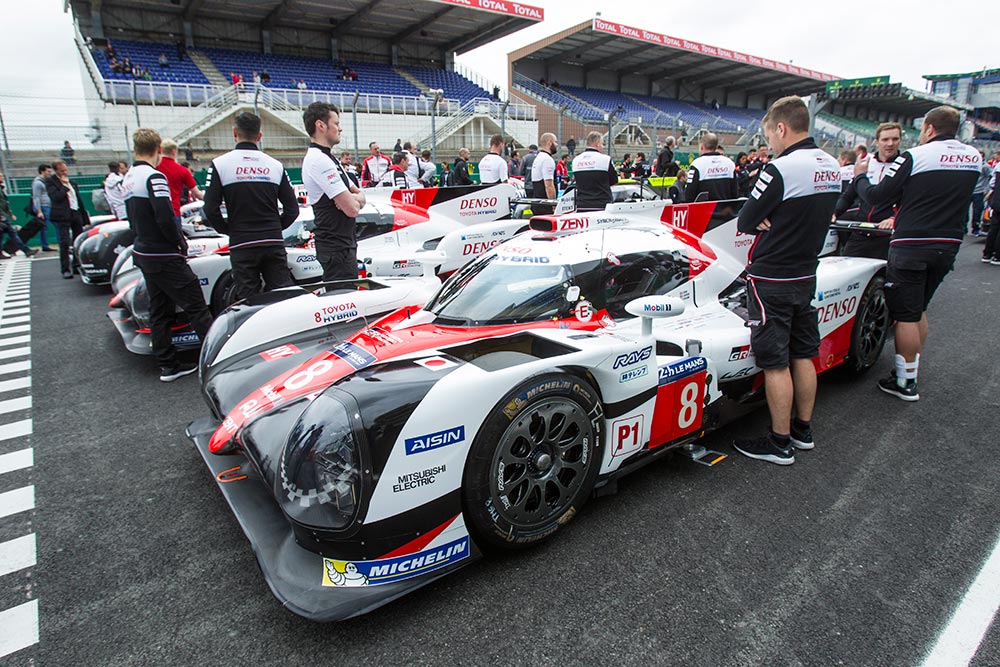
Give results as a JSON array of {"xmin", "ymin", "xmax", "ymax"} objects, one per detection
[
  {"xmin": 351, "ymin": 91, "xmax": 360, "ymax": 162},
  {"xmin": 499, "ymin": 99, "xmax": 510, "ymax": 147},
  {"xmin": 557, "ymin": 103, "xmax": 568, "ymax": 157},
  {"xmin": 608, "ymin": 105, "xmax": 623, "ymax": 161},
  {"xmin": 430, "ymin": 89, "xmax": 443, "ymax": 164}
]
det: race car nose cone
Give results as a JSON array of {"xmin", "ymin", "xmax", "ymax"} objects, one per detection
[{"xmin": 533, "ymin": 452, "xmax": 553, "ymax": 474}]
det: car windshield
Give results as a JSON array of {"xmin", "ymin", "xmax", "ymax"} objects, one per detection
[{"xmin": 427, "ymin": 253, "xmax": 574, "ymax": 326}]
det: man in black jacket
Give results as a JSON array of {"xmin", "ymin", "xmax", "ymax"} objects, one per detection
[
  {"xmin": 853, "ymin": 106, "xmax": 980, "ymax": 401},
  {"xmin": 203, "ymin": 112, "xmax": 299, "ymax": 301},
  {"xmin": 46, "ymin": 160, "xmax": 89, "ymax": 277},
  {"xmin": 452, "ymin": 148, "xmax": 473, "ymax": 186},
  {"xmin": 733, "ymin": 96, "xmax": 841, "ymax": 465},
  {"xmin": 835, "ymin": 122, "xmax": 902, "ymax": 259},
  {"xmin": 125, "ymin": 128, "xmax": 213, "ymax": 382}
]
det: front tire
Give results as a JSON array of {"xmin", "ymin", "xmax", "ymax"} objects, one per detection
[
  {"xmin": 462, "ymin": 373, "xmax": 603, "ymax": 551},
  {"xmin": 210, "ymin": 271, "xmax": 236, "ymax": 315},
  {"xmin": 845, "ymin": 275, "xmax": 890, "ymax": 375}
]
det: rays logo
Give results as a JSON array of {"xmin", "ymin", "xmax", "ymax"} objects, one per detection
[
  {"xmin": 612, "ymin": 346, "xmax": 652, "ymax": 369},
  {"xmin": 404, "ymin": 426, "xmax": 465, "ymax": 455}
]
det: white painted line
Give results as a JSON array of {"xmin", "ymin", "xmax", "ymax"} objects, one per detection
[
  {"xmin": 0, "ymin": 360, "xmax": 30, "ymax": 376},
  {"xmin": 920, "ymin": 530, "xmax": 1000, "ymax": 667},
  {"xmin": 0, "ymin": 304, "xmax": 29, "ymax": 312},
  {"xmin": 0, "ymin": 336, "xmax": 31, "ymax": 349},
  {"xmin": 0, "ymin": 486, "xmax": 34, "ymax": 520},
  {"xmin": 4, "ymin": 290, "xmax": 29, "ymax": 297},
  {"xmin": 0, "ymin": 347, "xmax": 30, "ymax": 361},
  {"xmin": 0, "ymin": 325, "xmax": 29, "ymax": 336},
  {"xmin": 0, "ymin": 396, "xmax": 31, "ymax": 415},
  {"xmin": 0, "ymin": 308, "xmax": 29, "ymax": 318},
  {"xmin": 0, "ymin": 420, "xmax": 31, "ymax": 443},
  {"xmin": 0, "ymin": 376, "xmax": 30, "ymax": 394},
  {"xmin": 0, "ymin": 534, "xmax": 37, "ymax": 577},
  {"xmin": 0, "ymin": 600, "xmax": 39, "ymax": 658},
  {"xmin": 0, "ymin": 449, "xmax": 32, "ymax": 475},
  {"xmin": 0, "ymin": 316, "xmax": 29, "ymax": 326}
]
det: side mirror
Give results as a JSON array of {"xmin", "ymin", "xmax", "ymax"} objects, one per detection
[
  {"xmin": 624, "ymin": 296, "xmax": 686, "ymax": 336},
  {"xmin": 414, "ymin": 249, "xmax": 448, "ymax": 278}
]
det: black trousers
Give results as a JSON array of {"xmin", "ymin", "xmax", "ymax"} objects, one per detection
[
  {"xmin": 984, "ymin": 218, "xmax": 1000, "ymax": 259},
  {"xmin": 135, "ymin": 256, "xmax": 213, "ymax": 367},
  {"xmin": 54, "ymin": 213, "xmax": 84, "ymax": 274},
  {"xmin": 230, "ymin": 245, "xmax": 294, "ymax": 301},
  {"xmin": 842, "ymin": 233, "xmax": 890, "ymax": 260},
  {"xmin": 315, "ymin": 236, "xmax": 358, "ymax": 281}
]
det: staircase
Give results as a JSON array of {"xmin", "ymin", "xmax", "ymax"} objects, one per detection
[
  {"xmin": 396, "ymin": 68, "xmax": 430, "ymax": 95},
  {"xmin": 188, "ymin": 50, "xmax": 230, "ymax": 88},
  {"xmin": 172, "ymin": 86, "xmax": 240, "ymax": 145}
]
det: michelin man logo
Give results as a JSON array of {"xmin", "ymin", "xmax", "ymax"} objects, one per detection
[{"xmin": 324, "ymin": 560, "xmax": 369, "ymax": 587}]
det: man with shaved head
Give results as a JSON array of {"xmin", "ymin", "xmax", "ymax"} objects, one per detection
[
  {"xmin": 686, "ymin": 132, "xmax": 738, "ymax": 201},
  {"xmin": 530, "ymin": 132, "xmax": 558, "ymax": 214}
]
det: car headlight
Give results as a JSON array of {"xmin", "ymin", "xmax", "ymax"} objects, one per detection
[{"xmin": 279, "ymin": 391, "xmax": 364, "ymax": 530}]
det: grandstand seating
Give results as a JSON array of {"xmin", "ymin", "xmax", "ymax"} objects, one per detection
[
  {"xmin": 403, "ymin": 67, "xmax": 490, "ymax": 101},
  {"xmin": 512, "ymin": 75, "xmax": 604, "ymax": 120},
  {"xmin": 561, "ymin": 86, "xmax": 650, "ymax": 122},
  {"xmin": 817, "ymin": 112, "xmax": 880, "ymax": 139},
  {"xmin": 92, "ymin": 40, "xmax": 209, "ymax": 85}
]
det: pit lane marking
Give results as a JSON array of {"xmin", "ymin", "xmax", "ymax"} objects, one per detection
[
  {"xmin": 919, "ymin": 528, "xmax": 1000, "ymax": 667},
  {"xmin": 0, "ymin": 534, "xmax": 36, "ymax": 578},
  {"xmin": 0, "ymin": 601, "xmax": 39, "ymax": 658},
  {"xmin": 0, "ymin": 449, "xmax": 32, "ymax": 475}
]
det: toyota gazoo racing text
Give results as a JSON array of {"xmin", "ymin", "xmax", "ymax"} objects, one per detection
[
  {"xmin": 105, "ymin": 184, "xmax": 520, "ymax": 355},
  {"xmin": 185, "ymin": 196, "xmax": 889, "ymax": 621}
]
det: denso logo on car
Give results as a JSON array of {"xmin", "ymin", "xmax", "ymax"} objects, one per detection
[
  {"xmin": 404, "ymin": 425, "xmax": 466, "ymax": 455},
  {"xmin": 460, "ymin": 197, "xmax": 498, "ymax": 209},
  {"xmin": 613, "ymin": 345, "xmax": 652, "ymax": 369}
]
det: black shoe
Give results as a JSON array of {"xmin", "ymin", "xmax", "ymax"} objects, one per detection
[
  {"xmin": 877, "ymin": 374, "xmax": 919, "ymax": 401},
  {"xmin": 41, "ymin": 247, "xmax": 54, "ymax": 252},
  {"xmin": 159, "ymin": 364, "xmax": 198, "ymax": 382},
  {"xmin": 734, "ymin": 434, "xmax": 795, "ymax": 465},
  {"xmin": 24, "ymin": 248, "xmax": 38, "ymax": 258},
  {"xmin": 62, "ymin": 271, "xmax": 73, "ymax": 279},
  {"xmin": 984, "ymin": 256, "xmax": 994, "ymax": 263},
  {"xmin": 790, "ymin": 422, "xmax": 815, "ymax": 450}
]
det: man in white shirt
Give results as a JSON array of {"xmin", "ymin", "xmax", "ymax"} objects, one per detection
[
  {"xmin": 104, "ymin": 161, "xmax": 128, "ymax": 220},
  {"xmin": 478, "ymin": 134, "xmax": 509, "ymax": 185},
  {"xmin": 530, "ymin": 132, "xmax": 558, "ymax": 214}
]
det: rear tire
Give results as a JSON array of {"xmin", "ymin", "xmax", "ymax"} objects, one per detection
[
  {"xmin": 845, "ymin": 275, "xmax": 890, "ymax": 376},
  {"xmin": 462, "ymin": 373, "xmax": 603, "ymax": 551},
  {"xmin": 210, "ymin": 271, "xmax": 236, "ymax": 315}
]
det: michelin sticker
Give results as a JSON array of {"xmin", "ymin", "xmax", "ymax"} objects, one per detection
[{"xmin": 322, "ymin": 536, "xmax": 470, "ymax": 587}]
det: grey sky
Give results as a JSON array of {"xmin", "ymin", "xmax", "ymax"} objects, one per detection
[{"xmin": 1, "ymin": 0, "xmax": 997, "ymax": 130}]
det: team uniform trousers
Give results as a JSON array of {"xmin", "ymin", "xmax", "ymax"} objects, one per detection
[
  {"xmin": 747, "ymin": 277, "xmax": 820, "ymax": 370},
  {"xmin": 135, "ymin": 255, "xmax": 214, "ymax": 367},
  {"xmin": 230, "ymin": 245, "xmax": 293, "ymax": 300},
  {"xmin": 315, "ymin": 235, "xmax": 358, "ymax": 281},
  {"xmin": 884, "ymin": 243, "xmax": 957, "ymax": 322}
]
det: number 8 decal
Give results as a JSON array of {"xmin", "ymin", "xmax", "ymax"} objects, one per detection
[
  {"xmin": 677, "ymin": 381, "xmax": 699, "ymax": 429},
  {"xmin": 284, "ymin": 359, "xmax": 335, "ymax": 391}
]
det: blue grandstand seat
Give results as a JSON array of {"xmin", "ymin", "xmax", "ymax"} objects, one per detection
[{"xmin": 93, "ymin": 39, "xmax": 209, "ymax": 85}]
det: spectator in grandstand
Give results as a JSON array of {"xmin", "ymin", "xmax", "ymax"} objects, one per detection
[
  {"xmin": 301, "ymin": 102, "xmax": 366, "ymax": 281},
  {"xmin": 970, "ymin": 152, "xmax": 991, "ymax": 236},
  {"xmin": 479, "ymin": 134, "xmax": 509, "ymax": 185},
  {"xmin": 419, "ymin": 150, "xmax": 437, "ymax": 186},
  {"xmin": 984, "ymin": 172, "xmax": 1000, "ymax": 264},
  {"xmin": 105, "ymin": 41, "xmax": 116, "ymax": 59},
  {"xmin": 252, "ymin": 71, "xmax": 262, "ymax": 85},
  {"xmin": 520, "ymin": 145, "xmax": 538, "ymax": 196},
  {"xmin": 110, "ymin": 57, "xmax": 122, "ymax": 74},
  {"xmin": 380, "ymin": 153, "xmax": 417, "ymax": 189},
  {"xmin": 60, "ymin": 141, "xmax": 75, "ymax": 165},
  {"xmin": 838, "ymin": 149, "xmax": 858, "ymax": 190},
  {"xmin": 566, "ymin": 136, "xmax": 577, "ymax": 158},
  {"xmin": 837, "ymin": 122, "xmax": 901, "ymax": 259},
  {"xmin": 655, "ymin": 137, "xmax": 679, "ymax": 177},
  {"xmin": 733, "ymin": 96, "xmax": 840, "ymax": 466},
  {"xmin": 453, "ymin": 148, "xmax": 474, "ymax": 187},
  {"xmin": 686, "ymin": 133, "xmax": 738, "ymax": 202},
  {"xmin": 349, "ymin": 70, "xmax": 358, "ymax": 82},
  {"xmin": 530, "ymin": 133, "xmax": 558, "ymax": 214},
  {"xmin": 31, "ymin": 164, "xmax": 54, "ymax": 252},
  {"xmin": 141, "ymin": 67, "xmax": 152, "ymax": 81},
  {"xmin": 46, "ymin": 160, "xmax": 89, "ymax": 277},
  {"xmin": 159, "ymin": 139, "xmax": 203, "ymax": 221},
  {"xmin": 104, "ymin": 161, "xmax": 127, "ymax": 220},
  {"xmin": 853, "ymin": 106, "xmax": 980, "ymax": 402},
  {"xmin": 176, "ymin": 39, "xmax": 186, "ymax": 61},
  {"xmin": 509, "ymin": 151, "xmax": 522, "ymax": 178},
  {"xmin": 667, "ymin": 169, "xmax": 688, "ymax": 203},
  {"xmin": 125, "ymin": 127, "xmax": 211, "ymax": 381},
  {"xmin": 158, "ymin": 53, "xmax": 169, "ymax": 68},
  {"xmin": 0, "ymin": 171, "xmax": 37, "ymax": 259},
  {"xmin": 203, "ymin": 112, "xmax": 299, "ymax": 302},
  {"xmin": 555, "ymin": 154, "xmax": 570, "ymax": 189},
  {"xmin": 571, "ymin": 131, "xmax": 618, "ymax": 213},
  {"xmin": 261, "ymin": 70, "xmax": 271, "ymax": 84},
  {"xmin": 361, "ymin": 142, "xmax": 390, "ymax": 187},
  {"xmin": 393, "ymin": 139, "xmax": 402, "ymax": 152},
  {"xmin": 341, "ymin": 152, "xmax": 360, "ymax": 188}
]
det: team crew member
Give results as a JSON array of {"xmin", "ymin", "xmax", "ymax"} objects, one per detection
[
  {"xmin": 530, "ymin": 133, "xmax": 558, "ymax": 215},
  {"xmin": 379, "ymin": 152, "xmax": 416, "ymax": 189},
  {"xmin": 124, "ymin": 128, "xmax": 212, "ymax": 382},
  {"xmin": 453, "ymin": 148, "xmax": 474, "ymax": 186},
  {"xmin": 203, "ymin": 112, "xmax": 299, "ymax": 301},
  {"xmin": 478, "ymin": 134, "xmax": 509, "ymax": 185},
  {"xmin": 836, "ymin": 122, "xmax": 902, "ymax": 259},
  {"xmin": 837, "ymin": 150, "xmax": 857, "ymax": 190},
  {"xmin": 158, "ymin": 139, "xmax": 203, "ymax": 220},
  {"xmin": 571, "ymin": 131, "xmax": 618, "ymax": 212},
  {"xmin": 360, "ymin": 142, "xmax": 389, "ymax": 187},
  {"xmin": 733, "ymin": 97, "xmax": 841, "ymax": 465},
  {"xmin": 655, "ymin": 136, "xmax": 679, "ymax": 177},
  {"xmin": 301, "ymin": 102, "xmax": 366, "ymax": 281},
  {"xmin": 104, "ymin": 161, "xmax": 127, "ymax": 220},
  {"xmin": 685, "ymin": 133, "xmax": 738, "ymax": 201},
  {"xmin": 520, "ymin": 144, "xmax": 538, "ymax": 196},
  {"xmin": 853, "ymin": 106, "xmax": 980, "ymax": 401}
]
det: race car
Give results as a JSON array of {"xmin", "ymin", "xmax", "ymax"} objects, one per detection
[
  {"xmin": 186, "ymin": 197, "xmax": 889, "ymax": 621},
  {"xmin": 75, "ymin": 201, "xmax": 209, "ymax": 285},
  {"xmin": 511, "ymin": 180, "xmax": 660, "ymax": 219},
  {"xmin": 106, "ymin": 184, "xmax": 520, "ymax": 355}
]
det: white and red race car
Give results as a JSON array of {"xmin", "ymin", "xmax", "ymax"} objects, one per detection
[{"xmin": 185, "ymin": 196, "xmax": 889, "ymax": 620}]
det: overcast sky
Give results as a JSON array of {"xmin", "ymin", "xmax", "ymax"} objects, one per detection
[{"xmin": 0, "ymin": 0, "xmax": 997, "ymax": 131}]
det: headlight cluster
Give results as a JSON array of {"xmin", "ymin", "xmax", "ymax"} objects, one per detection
[{"xmin": 278, "ymin": 391, "xmax": 363, "ymax": 530}]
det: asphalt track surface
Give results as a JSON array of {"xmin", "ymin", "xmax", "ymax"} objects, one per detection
[{"xmin": 5, "ymin": 240, "xmax": 1000, "ymax": 667}]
